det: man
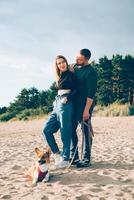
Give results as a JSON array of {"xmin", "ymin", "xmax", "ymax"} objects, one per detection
[{"xmin": 70, "ymin": 48, "xmax": 97, "ymax": 168}]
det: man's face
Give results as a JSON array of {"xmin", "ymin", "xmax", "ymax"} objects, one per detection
[{"xmin": 76, "ymin": 54, "xmax": 87, "ymax": 66}]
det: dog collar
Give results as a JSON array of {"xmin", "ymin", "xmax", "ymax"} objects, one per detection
[{"xmin": 37, "ymin": 167, "xmax": 48, "ymax": 182}]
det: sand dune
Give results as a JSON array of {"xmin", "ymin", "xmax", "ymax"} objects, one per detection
[{"xmin": 0, "ymin": 117, "xmax": 134, "ymax": 200}]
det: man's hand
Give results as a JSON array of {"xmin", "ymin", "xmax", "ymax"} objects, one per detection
[
  {"xmin": 83, "ymin": 97, "xmax": 93, "ymax": 121},
  {"xmin": 83, "ymin": 109, "xmax": 90, "ymax": 121}
]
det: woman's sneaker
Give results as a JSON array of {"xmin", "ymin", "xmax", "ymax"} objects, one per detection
[
  {"xmin": 56, "ymin": 160, "xmax": 69, "ymax": 169},
  {"xmin": 54, "ymin": 153, "xmax": 62, "ymax": 166}
]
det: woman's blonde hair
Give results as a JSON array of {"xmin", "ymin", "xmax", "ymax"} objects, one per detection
[{"xmin": 54, "ymin": 55, "xmax": 68, "ymax": 85}]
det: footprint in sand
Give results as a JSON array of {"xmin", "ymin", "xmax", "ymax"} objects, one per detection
[
  {"xmin": 1, "ymin": 195, "xmax": 12, "ymax": 199},
  {"xmin": 90, "ymin": 188, "xmax": 103, "ymax": 193},
  {"xmin": 41, "ymin": 195, "xmax": 49, "ymax": 200},
  {"xmin": 115, "ymin": 192, "xmax": 124, "ymax": 197},
  {"xmin": 70, "ymin": 184, "xmax": 82, "ymax": 188},
  {"xmin": 12, "ymin": 165, "xmax": 21, "ymax": 170},
  {"xmin": 0, "ymin": 176, "xmax": 8, "ymax": 180},
  {"xmin": 76, "ymin": 194, "xmax": 89, "ymax": 200}
]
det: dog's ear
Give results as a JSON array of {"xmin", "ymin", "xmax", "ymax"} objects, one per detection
[
  {"xmin": 44, "ymin": 146, "xmax": 51, "ymax": 156},
  {"xmin": 35, "ymin": 147, "xmax": 41, "ymax": 156}
]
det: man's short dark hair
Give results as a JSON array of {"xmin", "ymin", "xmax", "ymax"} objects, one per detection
[{"xmin": 80, "ymin": 49, "xmax": 91, "ymax": 60}]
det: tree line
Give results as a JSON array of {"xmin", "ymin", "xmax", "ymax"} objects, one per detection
[
  {"xmin": 0, "ymin": 54, "xmax": 134, "ymax": 120},
  {"xmin": 93, "ymin": 54, "xmax": 134, "ymax": 106}
]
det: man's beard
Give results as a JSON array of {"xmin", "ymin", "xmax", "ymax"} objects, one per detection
[{"xmin": 76, "ymin": 62, "xmax": 85, "ymax": 66}]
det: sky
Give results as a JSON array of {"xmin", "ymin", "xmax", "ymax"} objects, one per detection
[{"xmin": 0, "ymin": 0, "xmax": 134, "ymax": 107}]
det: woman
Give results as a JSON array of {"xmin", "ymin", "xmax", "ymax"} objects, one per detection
[{"xmin": 43, "ymin": 55, "xmax": 77, "ymax": 169}]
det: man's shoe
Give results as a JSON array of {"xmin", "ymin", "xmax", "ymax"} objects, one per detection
[
  {"xmin": 76, "ymin": 160, "xmax": 91, "ymax": 168},
  {"xmin": 69, "ymin": 158, "xmax": 80, "ymax": 165}
]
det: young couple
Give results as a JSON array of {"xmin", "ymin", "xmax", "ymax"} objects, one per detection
[{"xmin": 42, "ymin": 49, "xmax": 97, "ymax": 169}]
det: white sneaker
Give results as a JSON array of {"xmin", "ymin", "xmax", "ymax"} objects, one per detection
[
  {"xmin": 54, "ymin": 153, "xmax": 62, "ymax": 166},
  {"xmin": 56, "ymin": 160, "xmax": 69, "ymax": 169}
]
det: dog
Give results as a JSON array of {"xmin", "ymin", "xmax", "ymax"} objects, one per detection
[{"xmin": 25, "ymin": 147, "xmax": 51, "ymax": 185}]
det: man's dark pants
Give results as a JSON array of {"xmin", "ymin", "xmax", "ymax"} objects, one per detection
[{"xmin": 70, "ymin": 116, "xmax": 92, "ymax": 163}]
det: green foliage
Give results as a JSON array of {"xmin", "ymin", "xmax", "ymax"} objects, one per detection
[
  {"xmin": 8, "ymin": 87, "xmax": 41, "ymax": 113},
  {"xmin": 0, "ymin": 112, "xmax": 17, "ymax": 122},
  {"xmin": 95, "ymin": 56, "xmax": 113, "ymax": 105},
  {"xmin": 128, "ymin": 106, "xmax": 134, "ymax": 116},
  {"xmin": 0, "ymin": 107, "xmax": 7, "ymax": 114},
  {"xmin": 0, "ymin": 81, "xmax": 57, "ymax": 121},
  {"xmin": 94, "ymin": 54, "xmax": 134, "ymax": 106},
  {"xmin": 16, "ymin": 106, "xmax": 51, "ymax": 120},
  {"xmin": 17, "ymin": 109, "xmax": 32, "ymax": 120},
  {"xmin": 17, "ymin": 109, "xmax": 34, "ymax": 120},
  {"xmin": 0, "ymin": 107, "xmax": 51, "ymax": 121},
  {"xmin": 94, "ymin": 103, "xmax": 130, "ymax": 117}
]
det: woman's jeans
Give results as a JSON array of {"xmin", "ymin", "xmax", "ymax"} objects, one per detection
[{"xmin": 43, "ymin": 96, "xmax": 73, "ymax": 161}]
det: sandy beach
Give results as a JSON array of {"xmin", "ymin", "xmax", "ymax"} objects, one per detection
[{"xmin": 0, "ymin": 117, "xmax": 134, "ymax": 200}]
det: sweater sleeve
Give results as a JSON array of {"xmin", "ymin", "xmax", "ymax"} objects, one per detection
[
  {"xmin": 66, "ymin": 73, "xmax": 77, "ymax": 101},
  {"xmin": 86, "ymin": 68, "xmax": 97, "ymax": 99}
]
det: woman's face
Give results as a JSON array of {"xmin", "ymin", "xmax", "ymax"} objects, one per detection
[{"xmin": 56, "ymin": 58, "xmax": 68, "ymax": 72}]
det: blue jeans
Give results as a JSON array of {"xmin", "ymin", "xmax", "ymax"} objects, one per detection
[
  {"xmin": 71, "ymin": 117, "xmax": 92, "ymax": 162},
  {"xmin": 43, "ymin": 96, "xmax": 73, "ymax": 161}
]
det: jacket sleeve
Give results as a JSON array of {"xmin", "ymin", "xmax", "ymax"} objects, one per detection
[
  {"xmin": 86, "ymin": 68, "xmax": 97, "ymax": 99},
  {"xmin": 66, "ymin": 73, "xmax": 77, "ymax": 101}
]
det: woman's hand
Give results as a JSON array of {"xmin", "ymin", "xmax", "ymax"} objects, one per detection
[
  {"xmin": 69, "ymin": 64, "xmax": 75, "ymax": 72},
  {"xmin": 61, "ymin": 97, "xmax": 68, "ymax": 104}
]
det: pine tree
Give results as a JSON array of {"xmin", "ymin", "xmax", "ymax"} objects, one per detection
[
  {"xmin": 112, "ymin": 55, "xmax": 134, "ymax": 104},
  {"xmin": 96, "ymin": 56, "xmax": 113, "ymax": 105},
  {"xmin": 124, "ymin": 55, "xmax": 134, "ymax": 105},
  {"xmin": 112, "ymin": 55, "xmax": 124, "ymax": 102}
]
